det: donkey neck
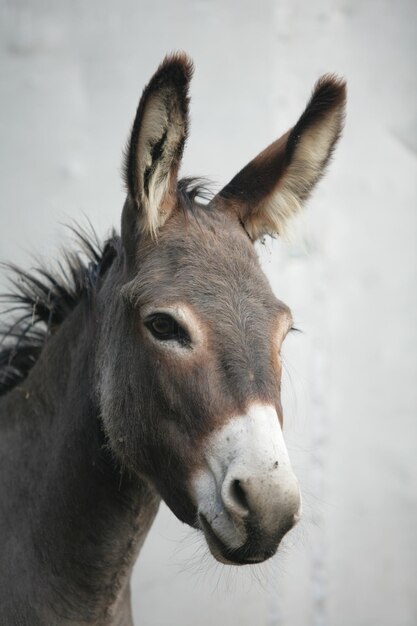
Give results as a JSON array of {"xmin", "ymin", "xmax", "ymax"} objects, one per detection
[{"xmin": 0, "ymin": 301, "xmax": 160, "ymax": 625}]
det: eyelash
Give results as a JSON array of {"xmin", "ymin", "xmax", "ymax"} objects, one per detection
[{"xmin": 144, "ymin": 313, "xmax": 191, "ymax": 347}]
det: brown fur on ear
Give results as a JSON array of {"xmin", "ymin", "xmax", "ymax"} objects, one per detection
[
  {"xmin": 215, "ymin": 74, "xmax": 347, "ymax": 240},
  {"xmin": 123, "ymin": 52, "xmax": 194, "ymax": 239}
]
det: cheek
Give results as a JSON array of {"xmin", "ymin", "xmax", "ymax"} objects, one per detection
[
  {"xmin": 154, "ymin": 360, "xmax": 201, "ymax": 411},
  {"xmin": 159, "ymin": 419, "xmax": 204, "ymax": 466},
  {"xmin": 151, "ymin": 352, "xmax": 221, "ymax": 417}
]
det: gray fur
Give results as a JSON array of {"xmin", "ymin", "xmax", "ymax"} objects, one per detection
[{"xmin": 0, "ymin": 53, "xmax": 345, "ymax": 624}]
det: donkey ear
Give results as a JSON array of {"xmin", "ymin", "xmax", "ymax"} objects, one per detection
[
  {"xmin": 123, "ymin": 53, "xmax": 193, "ymax": 239},
  {"xmin": 215, "ymin": 75, "xmax": 346, "ymax": 240}
]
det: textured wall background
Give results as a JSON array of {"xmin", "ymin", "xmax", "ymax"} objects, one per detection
[{"xmin": 1, "ymin": 1, "xmax": 416, "ymax": 625}]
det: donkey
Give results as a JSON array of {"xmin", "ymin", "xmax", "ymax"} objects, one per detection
[{"xmin": 0, "ymin": 53, "xmax": 345, "ymax": 625}]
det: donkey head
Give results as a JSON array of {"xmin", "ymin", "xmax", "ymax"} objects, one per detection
[{"xmin": 98, "ymin": 53, "xmax": 346, "ymax": 565}]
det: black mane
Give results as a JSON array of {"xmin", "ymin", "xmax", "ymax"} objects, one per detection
[
  {"xmin": 0, "ymin": 179, "xmax": 213, "ymax": 397},
  {"xmin": 0, "ymin": 225, "xmax": 111, "ymax": 397}
]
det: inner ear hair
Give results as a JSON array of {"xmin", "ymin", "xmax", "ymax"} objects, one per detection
[
  {"xmin": 284, "ymin": 73, "xmax": 347, "ymax": 199},
  {"xmin": 123, "ymin": 52, "xmax": 194, "ymax": 238},
  {"xmin": 216, "ymin": 74, "xmax": 346, "ymax": 241}
]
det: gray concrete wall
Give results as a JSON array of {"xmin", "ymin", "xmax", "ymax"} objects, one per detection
[{"xmin": 1, "ymin": 1, "xmax": 416, "ymax": 625}]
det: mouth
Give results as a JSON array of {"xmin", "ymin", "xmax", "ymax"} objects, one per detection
[{"xmin": 198, "ymin": 514, "xmax": 276, "ymax": 566}]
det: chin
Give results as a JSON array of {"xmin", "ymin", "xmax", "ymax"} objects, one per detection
[{"xmin": 199, "ymin": 514, "xmax": 278, "ymax": 566}]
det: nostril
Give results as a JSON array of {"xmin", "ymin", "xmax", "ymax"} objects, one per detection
[
  {"xmin": 221, "ymin": 475, "xmax": 251, "ymax": 519},
  {"xmin": 230, "ymin": 479, "xmax": 250, "ymax": 512}
]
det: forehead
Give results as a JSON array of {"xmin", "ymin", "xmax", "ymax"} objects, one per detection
[{"xmin": 134, "ymin": 205, "xmax": 290, "ymax": 321}]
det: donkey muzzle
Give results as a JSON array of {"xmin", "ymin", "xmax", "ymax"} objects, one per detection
[{"xmin": 192, "ymin": 403, "xmax": 301, "ymax": 565}]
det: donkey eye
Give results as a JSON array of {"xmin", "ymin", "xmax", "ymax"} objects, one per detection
[{"xmin": 144, "ymin": 313, "xmax": 190, "ymax": 346}]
